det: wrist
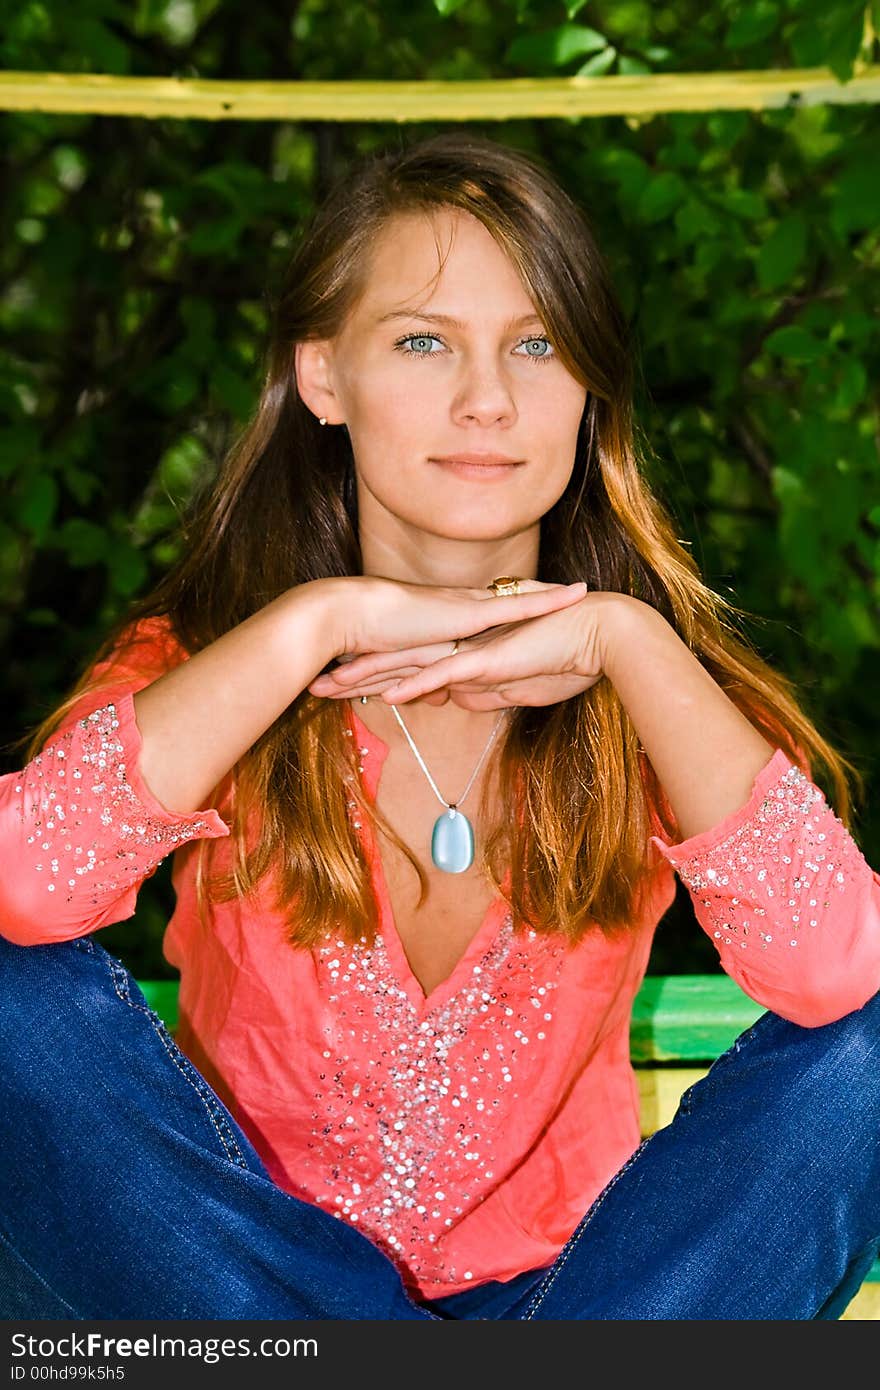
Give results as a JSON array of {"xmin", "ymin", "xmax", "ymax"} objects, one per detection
[
  {"xmin": 282, "ymin": 578, "xmax": 351, "ymax": 670},
  {"xmin": 597, "ymin": 594, "xmax": 664, "ymax": 681}
]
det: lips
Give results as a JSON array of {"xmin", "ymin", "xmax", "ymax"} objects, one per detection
[
  {"xmin": 429, "ymin": 456, "xmax": 522, "ymax": 480},
  {"xmin": 430, "ymin": 453, "xmax": 521, "ymax": 466}
]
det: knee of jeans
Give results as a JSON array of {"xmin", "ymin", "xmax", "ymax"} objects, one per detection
[
  {"xmin": 825, "ymin": 983, "xmax": 880, "ymax": 1064},
  {"xmin": 791, "ymin": 985, "xmax": 880, "ymax": 1131}
]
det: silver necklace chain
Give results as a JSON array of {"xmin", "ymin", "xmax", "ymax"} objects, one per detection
[{"xmin": 387, "ymin": 702, "xmax": 507, "ymax": 811}]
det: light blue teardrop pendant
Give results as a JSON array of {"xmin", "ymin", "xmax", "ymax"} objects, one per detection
[{"xmin": 431, "ymin": 807, "xmax": 474, "ymax": 874}]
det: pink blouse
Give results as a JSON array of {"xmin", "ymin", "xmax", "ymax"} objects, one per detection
[{"xmin": 2, "ymin": 615, "xmax": 879, "ymax": 1299}]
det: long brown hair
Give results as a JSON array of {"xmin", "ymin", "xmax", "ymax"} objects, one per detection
[{"xmin": 19, "ymin": 132, "xmax": 864, "ymax": 948}]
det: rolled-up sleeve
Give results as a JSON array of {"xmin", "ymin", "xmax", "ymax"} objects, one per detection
[{"xmin": 650, "ymin": 747, "xmax": 880, "ymax": 1026}]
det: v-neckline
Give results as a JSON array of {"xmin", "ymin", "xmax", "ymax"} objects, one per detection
[{"xmin": 347, "ymin": 702, "xmax": 512, "ymax": 1020}]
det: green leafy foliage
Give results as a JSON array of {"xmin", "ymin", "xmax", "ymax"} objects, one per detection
[{"xmin": 1, "ymin": 0, "xmax": 878, "ymax": 979}]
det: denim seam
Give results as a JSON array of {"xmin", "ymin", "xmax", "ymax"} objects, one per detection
[
  {"xmin": 102, "ymin": 955, "xmax": 250, "ymax": 1173},
  {"xmin": 401, "ymin": 1292, "xmax": 444, "ymax": 1320},
  {"xmin": 520, "ymin": 1133, "xmax": 658, "ymax": 1320},
  {"xmin": 676, "ymin": 1020, "xmax": 764, "ymax": 1116},
  {"xmin": 0, "ymin": 1224, "xmax": 82, "ymax": 1319}
]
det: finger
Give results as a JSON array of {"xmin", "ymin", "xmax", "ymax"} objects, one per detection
[
  {"xmin": 309, "ymin": 665, "xmax": 422, "ymax": 695},
  {"xmin": 450, "ymin": 589, "xmax": 584, "ymax": 641},
  {"xmin": 316, "ymin": 675, "xmax": 421, "ymax": 700},
  {"xmin": 470, "ymin": 579, "xmax": 581, "ymax": 598},
  {"xmin": 466, "ymin": 582, "xmax": 586, "ymax": 627},
  {"xmin": 381, "ymin": 652, "xmax": 485, "ymax": 704},
  {"xmin": 316, "ymin": 643, "xmax": 452, "ymax": 685}
]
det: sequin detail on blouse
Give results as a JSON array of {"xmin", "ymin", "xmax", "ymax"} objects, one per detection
[
  {"xmin": 14, "ymin": 701, "xmax": 218, "ymax": 905},
  {"xmin": 656, "ymin": 760, "xmax": 860, "ymax": 952},
  {"xmin": 302, "ymin": 912, "xmax": 568, "ymax": 1291}
]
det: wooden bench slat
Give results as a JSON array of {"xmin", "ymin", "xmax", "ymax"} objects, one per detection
[
  {"xmin": 630, "ymin": 975, "xmax": 764, "ymax": 1061},
  {"xmin": 637, "ymin": 1066, "xmax": 706, "ymax": 1134}
]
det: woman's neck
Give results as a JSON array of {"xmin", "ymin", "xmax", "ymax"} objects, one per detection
[{"xmin": 357, "ymin": 523, "xmax": 539, "ymax": 591}]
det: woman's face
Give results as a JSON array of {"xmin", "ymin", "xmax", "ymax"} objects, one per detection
[{"xmin": 297, "ymin": 207, "xmax": 588, "ymax": 578}]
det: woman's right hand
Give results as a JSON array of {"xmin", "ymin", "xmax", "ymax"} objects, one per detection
[{"xmin": 311, "ymin": 574, "xmax": 588, "ymax": 669}]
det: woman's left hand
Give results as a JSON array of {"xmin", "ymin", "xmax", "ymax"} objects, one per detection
[{"xmin": 307, "ymin": 590, "xmax": 627, "ymax": 710}]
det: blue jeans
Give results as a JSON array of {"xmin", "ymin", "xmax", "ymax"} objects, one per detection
[{"xmin": 0, "ymin": 932, "xmax": 877, "ymax": 1320}]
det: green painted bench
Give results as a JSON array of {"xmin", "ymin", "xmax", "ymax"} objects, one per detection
[{"xmin": 137, "ymin": 972, "xmax": 880, "ymax": 1320}]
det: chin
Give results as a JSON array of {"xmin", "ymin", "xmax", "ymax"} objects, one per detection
[{"xmin": 418, "ymin": 511, "xmax": 527, "ymax": 541}]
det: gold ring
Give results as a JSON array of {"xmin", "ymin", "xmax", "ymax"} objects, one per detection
[{"xmin": 488, "ymin": 575, "xmax": 522, "ymax": 596}]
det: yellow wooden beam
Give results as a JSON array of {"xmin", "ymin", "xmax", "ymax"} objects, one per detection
[
  {"xmin": 1, "ymin": 67, "xmax": 879, "ymax": 121},
  {"xmin": 843, "ymin": 1283, "xmax": 880, "ymax": 1320},
  {"xmin": 638, "ymin": 1066, "xmax": 705, "ymax": 1135}
]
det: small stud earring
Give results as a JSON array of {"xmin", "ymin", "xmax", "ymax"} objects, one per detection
[{"xmin": 318, "ymin": 416, "xmax": 327, "ymax": 426}]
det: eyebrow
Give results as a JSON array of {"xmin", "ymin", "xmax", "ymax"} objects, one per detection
[{"xmin": 375, "ymin": 309, "xmax": 545, "ymax": 331}]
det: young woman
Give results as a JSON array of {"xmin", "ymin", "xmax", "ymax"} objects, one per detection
[{"xmin": 1, "ymin": 133, "xmax": 878, "ymax": 1321}]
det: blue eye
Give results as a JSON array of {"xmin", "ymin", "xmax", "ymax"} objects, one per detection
[
  {"xmin": 394, "ymin": 334, "xmax": 442, "ymax": 357},
  {"xmin": 516, "ymin": 337, "xmax": 555, "ymax": 363},
  {"xmin": 392, "ymin": 332, "xmax": 556, "ymax": 364}
]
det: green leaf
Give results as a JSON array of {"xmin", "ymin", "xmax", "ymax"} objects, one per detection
[
  {"xmin": 725, "ymin": 3, "xmax": 779, "ymax": 49},
  {"xmin": 771, "ymin": 464, "xmax": 804, "ymax": 506},
  {"xmin": 26, "ymin": 608, "xmax": 61, "ymax": 628},
  {"xmin": 64, "ymin": 18, "xmax": 132, "ymax": 74},
  {"xmin": 179, "ymin": 297, "xmax": 218, "ymax": 365},
  {"xmin": 153, "ymin": 538, "xmax": 182, "ymax": 568},
  {"xmin": 158, "ymin": 434, "xmax": 209, "ymax": 498},
  {"xmin": 576, "ymin": 45, "xmax": 617, "ymax": 76},
  {"xmin": 188, "ymin": 217, "xmax": 245, "ymax": 257},
  {"xmin": 57, "ymin": 518, "xmax": 108, "ymax": 567},
  {"xmin": 25, "ymin": 176, "xmax": 64, "ymax": 217},
  {"xmin": 837, "ymin": 311, "xmax": 876, "ymax": 346},
  {"xmin": 789, "ymin": 6, "xmax": 867, "ymax": 81},
  {"xmin": 710, "ymin": 188, "xmax": 767, "ymax": 221},
  {"xmin": 694, "ymin": 240, "xmax": 728, "ymax": 274},
  {"xmin": 593, "ymin": 148, "xmax": 651, "ymax": 203},
  {"xmin": 433, "ymin": 0, "xmax": 469, "ymax": 14},
  {"xmin": 141, "ymin": 359, "xmax": 201, "ymax": 414},
  {"xmin": 637, "ymin": 172, "xmax": 687, "ymax": 224},
  {"xmin": 0, "ymin": 425, "xmax": 41, "ymax": 479},
  {"xmin": 674, "ymin": 198, "xmax": 722, "ymax": 243},
  {"xmin": 16, "ymin": 473, "xmax": 58, "ymax": 539},
  {"xmin": 831, "ymin": 162, "xmax": 880, "ymax": 236},
  {"xmin": 106, "ymin": 537, "xmax": 148, "ymax": 598},
  {"xmin": 764, "ymin": 326, "xmax": 826, "ymax": 362},
  {"xmin": 833, "ymin": 358, "xmax": 868, "ymax": 411},
  {"xmin": 61, "ymin": 462, "xmax": 102, "ymax": 507},
  {"xmin": 192, "ymin": 163, "xmax": 268, "ymax": 209},
  {"xmin": 211, "ymin": 363, "xmax": 256, "ymax": 420},
  {"xmin": 638, "ymin": 45, "xmax": 673, "ymax": 64},
  {"xmin": 180, "ymin": 297, "xmax": 216, "ymax": 344},
  {"xmin": 705, "ymin": 111, "xmax": 750, "ymax": 145},
  {"xmin": 789, "ymin": 8, "xmax": 866, "ymax": 83},
  {"xmin": 757, "ymin": 213, "xmax": 808, "ymax": 291},
  {"xmin": 505, "ymin": 24, "xmax": 608, "ymax": 69}
]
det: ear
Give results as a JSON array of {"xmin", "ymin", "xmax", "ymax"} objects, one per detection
[{"xmin": 294, "ymin": 340, "xmax": 345, "ymax": 426}]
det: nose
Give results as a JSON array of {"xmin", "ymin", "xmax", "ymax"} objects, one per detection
[{"xmin": 451, "ymin": 355, "xmax": 518, "ymax": 428}]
